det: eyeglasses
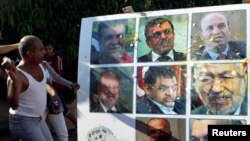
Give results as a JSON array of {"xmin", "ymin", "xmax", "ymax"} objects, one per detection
[
  {"xmin": 150, "ymin": 85, "xmax": 178, "ymax": 93},
  {"xmin": 100, "ymin": 84, "xmax": 120, "ymax": 91},
  {"xmin": 147, "ymin": 29, "xmax": 173, "ymax": 38},
  {"xmin": 197, "ymin": 71, "xmax": 243, "ymax": 85},
  {"xmin": 102, "ymin": 33, "xmax": 126, "ymax": 41},
  {"xmin": 148, "ymin": 129, "xmax": 170, "ymax": 136}
]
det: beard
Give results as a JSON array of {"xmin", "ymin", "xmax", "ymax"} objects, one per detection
[
  {"xmin": 153, "ymin": 38, "xmax": 174, "ymax": 55},
  {"xmin": 206, "ymin": 93, "xmax": 244, "ymax": 115},
  {"xmin": 198, "ymin": 83, "xmax": 246, "ymax": 115}
]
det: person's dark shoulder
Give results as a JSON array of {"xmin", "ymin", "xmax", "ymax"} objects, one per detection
[
  {"xmin": 90, "ymin": 95, "xmax": 101, "ymax": 112},
  {"xmin": 173, "ymin": 96, "xmax": 186, "ymax": 114},
  {"xmin": 136, "ymin": 95, "xmax": 149, "ymax": 105},
  {"xmin": 191, "ymin": 105, "xmax": 207, "ymax": 115},
  {"xmin": 228, "ymin": 40, "xmax": 246, "ymax": 47},
  {"xmin": 136, "ymin": 96, "xmax": 149, "ymax": 111},
  {"xmin": 228, "ymin": 41, "xmax": 246, "ymax": 59},
  {"xmin": 116, "ymin": 104, "xmax": 132, "ymax": 113},
  {"xmin": 173, "ymin": 50, "xmax": 186, "ymax": 61},
  {"xmin": 114, "ymin": 99, "xmax": 132, "ymax": 113},
  {"xmin": 228, "ymin": 41, "xmax": 246, "ymax": 51},
  {"xmin": 192, "ymin": 46, "xmax": 208, "ymax": 60},
  {"xmin": 138, "ymin": 54, "xmax": 151, "ymax": 62}
]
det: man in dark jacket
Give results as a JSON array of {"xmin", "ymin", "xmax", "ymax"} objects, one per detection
[
  {"xmin": 136, "ymin": 66, "xmax": 185, "ymax": 114},
  {"xmin": 193, "ymin": 12, "xmax": 246, "ymax": 60},
  {"xmin": 90, "ymin": 70, "xmax": 131, "ymax": 113},
  {"xmin": 138, "ymin": 18, "xmax": 186, "ymax": 62}
]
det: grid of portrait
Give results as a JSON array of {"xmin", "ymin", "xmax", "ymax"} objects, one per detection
[{"xmin": 78, "ymin": 4, "xmax": 249, "ymax": 141}]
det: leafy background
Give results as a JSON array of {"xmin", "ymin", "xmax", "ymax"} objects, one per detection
[{"xmin": 0, "ymin": 0, "xmax": 243, "ymax": 99}]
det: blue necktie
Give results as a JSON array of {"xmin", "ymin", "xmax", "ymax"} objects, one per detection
[
  {"xmin": 107, "ymin": 109, "xmax": 115, "ymax": 113},
  {"xmin": 157, "ymin": 56, "xmax": 172, "ymax": 62}
]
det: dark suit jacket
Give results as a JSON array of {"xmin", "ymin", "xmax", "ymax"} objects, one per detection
[
  {"xmin": 136, "ymin": 95, "xmax": 185, "ymax": 114},
  {"xmin": 194, "ymin": 41, "xmax": 246, "ymax": 60},
  {"xmin": 138, "ymin": 49, "xmax": 186, "ymax": 62},
  {"xmin": 90, "ymin": 100, "xmax": 132, "ymax": 113}
]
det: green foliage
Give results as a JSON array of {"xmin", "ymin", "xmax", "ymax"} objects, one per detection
[
  {"xmin": 0, "ymin": 0, "xmax": 242, "ymax": 73},
  {"xmin": 0, "ymin": 0, "xmax": 243, "ymax": 102}
]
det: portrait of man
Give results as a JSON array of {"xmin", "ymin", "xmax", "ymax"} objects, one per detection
[
  {"xmin": 137, "ymin": 16, "xmax": 187, "ymax": 62},
  {"xmin": 191, "ymin": 10, "xmax": 246, "ymax": 60},
  {"xmin": 147, "ymin": 118, "xmax": 175, "ymax": 141},
  {"xmin": 191, "ymin": 62, "xmax": 247, "ymax": 115},
  {"xmin": 91, "ymin": 18, "xmax": 135, "ymax": 64},
  {"xmin": 190, "ymin": 119, "xmax": 246, "ymax": 141},
  {"xmin": 90, "ymin": 67, "xmax": 133, "ymax": 113},
  {"xmin": 136, "ymin": 117, "xmax": 185, "ymax": 141},
  {"xmin": 136, "ymin": 66, "xmax": 186, "ymax": 114}
]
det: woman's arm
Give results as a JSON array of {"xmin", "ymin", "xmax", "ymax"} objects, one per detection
[
  {"xmin": 44, "ymin": 61, "xmax": 71, "ymax": 87},
  {"xmin": 44, "ymin": 61, "xmax": 80, "ymax": 90}
]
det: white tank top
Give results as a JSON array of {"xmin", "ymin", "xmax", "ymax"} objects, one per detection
[{"xmin": 9, "ymin": 64, "xmax": 47, "ymax": 117}]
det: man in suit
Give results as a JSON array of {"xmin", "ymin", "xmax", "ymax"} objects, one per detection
[
  {"xmin": 147, "ymin": 118, "xmax": 180, "ymax": 141},
  {"xmin": 194, "ymin": 12, "xmax": 246, "ymax": 60},
  {"xmin": 138, "ymin": 18, "xmax": 186, "ymax": 62},
  {"xmin": 191, "ymin": 63, "xmax": 247, "ymax": 115},
  {"xmin": 90, "ymin": 70, "xmax": 131, "ymax": 113},
  {"xmin": 136, "ymin": 66, "xmax": 185, "ymax": 114}
]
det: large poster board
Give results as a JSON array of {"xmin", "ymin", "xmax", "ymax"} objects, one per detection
[{"xmin": 77, "ymin": 4, "xmax": 250, "ymax": 141}]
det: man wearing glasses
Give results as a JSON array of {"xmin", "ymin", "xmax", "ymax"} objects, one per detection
[
  {"xmin": 191, "ymin": 63, "xmax": 247, "ymax": 115},
  {"xmin": 90, "ymin": 70, "xmax": 132, "ymax": 113},
  {"xmin": 138, "ymin": 18, "xmax": 186, "ymax": 62},
  {"xmin": 136, "ymin": 66, "xmax": 185, "ymax": 114},
  {"xmin": 91, "ymin": 19, "xmax": 133, "ymax": 64}
]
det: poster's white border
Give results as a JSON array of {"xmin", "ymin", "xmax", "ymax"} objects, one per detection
[{"xmin": 77, "ymin": 4, "xmax": 250, "ymax": 141}]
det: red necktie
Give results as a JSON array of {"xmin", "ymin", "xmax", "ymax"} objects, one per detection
[{"xmin": 219, "ymin": 54, "xmax": 226, "ymax": 59}]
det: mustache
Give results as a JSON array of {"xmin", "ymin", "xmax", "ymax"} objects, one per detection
[
  {"xmin": 162, "ymin": 95, "xmax": 174, "ymax": 101},
  {"xmin": 207, "ymin": 91, "xmax": 232, "ymax": 101},
  {"xmin": 108, "ymin": 45, "xmax": 121, "ymax": 50},
  {"xmin": 157, "ymin": 38, "xmax": 169, "ymax": 47}
]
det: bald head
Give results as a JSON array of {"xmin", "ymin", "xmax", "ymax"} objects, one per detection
[
  {"xmin": 200, "ymin": 12, "xmax": 229, "ymax": 32},
  {"xmin": 18, "ymin": 35, "xmax": 41, "ymax": 58},
  {"xmin": 199, "ymin": 12, "xmax": 231, "ymax": 51},
  {"xmin": 147, "ymin": 118, "xmax": 170, "ymax": 131},
  {"xmin": 147, "ymin": 118, "xmax": 172, "ymax": 141},
  {"xmin": 17, "ymin": 35, "xmax": 45, "ymax": 65}
]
